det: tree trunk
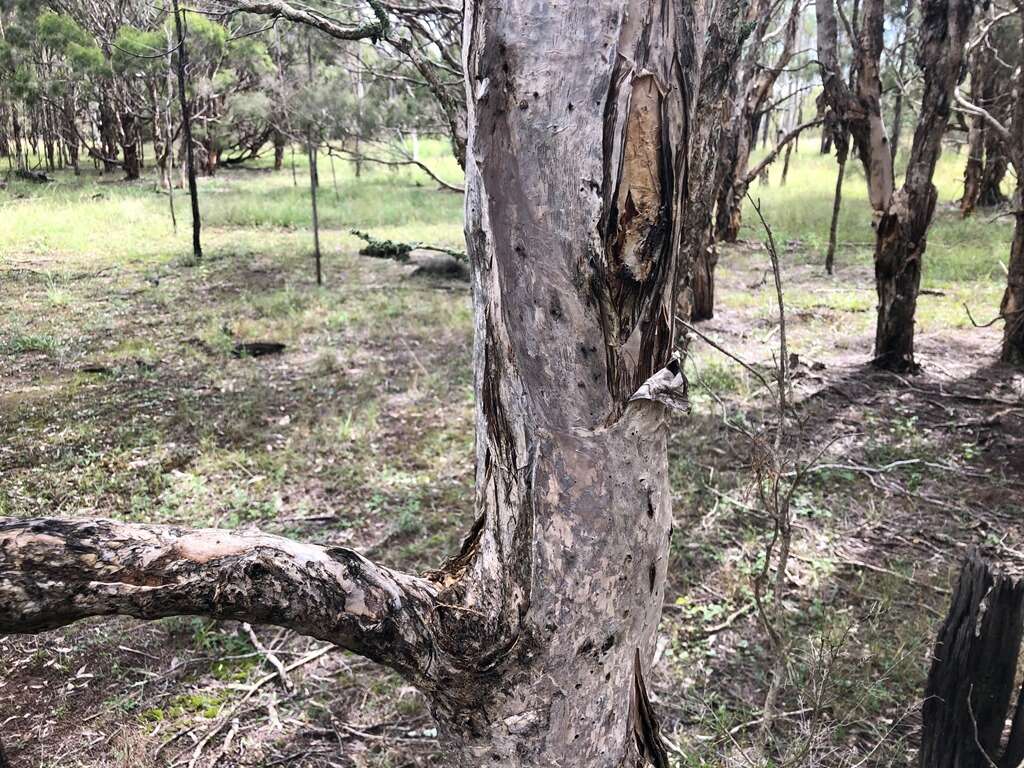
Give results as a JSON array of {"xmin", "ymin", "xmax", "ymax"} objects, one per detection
[
  {"xmin": 872, "ymin": 0, "xmax": 974, "ymax": 371},
  {"xmin": 919, "ymin": 553, "xmax": 1024, "ymax": 768},
  {"xmin": 825, "ymin": 135, "xmax": 848, "ymax": 275},
  {"xmin": 98, "ymin": 96, "xmax": 119, "ymax": 174},
  {"xmin": 1001, "ymin": 201, "xmax": 1024, "ymax": 365},
  {"xmin": 273, "ymin": 128, "xmax": 286, "ymax": 171},
  {"xmin": 688, "ymin": 11, "xmax": 748, "ymax": 324},
  {"xmin": 961, "ymin": 116, "xmax": 985, "ymax": 216},
  {"xmin": 306, "ymin": 36, "xmax": 322, "ymax": 287},
  {"xmin": 451, "ymin": 1, "xmax": 694, "ymax": 759},
  {"xmin": 979, "ymin": 136, "xmax": 1008, "ymax": 207},
  {"xmin": 172, "ymin": 0, "xmax": 202, "ymax": 263},
  {"xmin": 815, "ymin": 0, "xmax": 894, "ymax": 217},
  {"xmin": 121, "ymin": 111, "xmax": 141, "ymax": 181},
  {"xmin": 0, "ymin": 1, "xmax": 719, "ymax": 765},
  {"xmin": 691, "ymin": 244, "xmax": 718, "ymax": 321},
  {"xmin": 717, "ymin": 0, "xmax": 802, "ymax": 242},
  {"xmin": 999, "ymin": 5, "xmax": 1024, "ymax": 366},
  {"xmin": 888, "ymin": 1, "xmax": 913, "ymax": 173},
  {"xmin": 962, "ymin": 39, "xmax": 997, "ymax": 216}
]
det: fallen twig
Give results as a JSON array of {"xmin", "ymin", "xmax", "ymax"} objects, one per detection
[{"xmin": 243, "ymin": 623, "xmax": 294, "ymax": 692}]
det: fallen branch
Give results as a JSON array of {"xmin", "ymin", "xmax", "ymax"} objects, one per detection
[
  {"xmin": 243, "ymin": 623, "xmax": 294, "ymax": 692},
  {"xmin": 185, "ymin": 644, "xmax": 335, "ymax": 768},
  {"xmin": 351, "ymin": 229, "xmax": 467, "ymax": 262}
]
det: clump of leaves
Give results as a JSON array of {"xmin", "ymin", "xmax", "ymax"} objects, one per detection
[
  {"xmin": 351, "ymin": 229, "xmax": 467, "ymax": 263},
  {"xmin": 351, "ymin": 229, "xmax": 413, "ymax": 262}
]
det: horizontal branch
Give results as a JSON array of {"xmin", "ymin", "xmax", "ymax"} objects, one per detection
[
  {"xmin": 223, "ymin": 0, "xmax": 390, "ymax": 41},
  {"xmin": 743, "ymin": 117, "xmax": 825, "ymax": 184},
  {"xmin": 0, "ymin": 518, "xmax": 439, "ymax": 680},
  {"xmin": 953, "ymin": 87, "xmax": 1012, "ymax": 145},
  {"xmin": 326, "ymin": 142, "xmax": 464, "ymax": 193}
]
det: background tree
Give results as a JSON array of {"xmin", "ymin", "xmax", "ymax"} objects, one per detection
[
  {"xmin": 960, "ymin": 6, "xmax": 1017, "ymax": 216},
  {"xmin": 871, "ymin": 0, "xmax": 974, "ymax": 371},
  {"xmin": 955, "ymin": 4, "xmax": 1024, "ymax": 364}
]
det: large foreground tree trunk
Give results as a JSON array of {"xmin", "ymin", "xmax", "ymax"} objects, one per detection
[
  {"xmin": 0, "ymin": 1, "xmax": 713, "ymax": 765},
  {"xmin": 872, "ymin": 0, "xmax": 974, "ymax": 371},
  {"xmin": 451, "ymin": 1, "xmax": 696, "ymax": 761},
  {"xmin": 919, "ymin": 553, "xmax": 1024, "ymax": 768}
]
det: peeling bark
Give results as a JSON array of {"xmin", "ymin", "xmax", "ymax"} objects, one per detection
[{"xmin": 0, "ymin": 1, "xmax": 715, "ymax": 765}]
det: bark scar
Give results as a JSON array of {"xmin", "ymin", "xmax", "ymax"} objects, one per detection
[
  {"xmin": 627, "ymin": 353, "xmax": 689, "ymax": 413},
  {"xmin": 630, "ymin": 648, "xmax": 669, "ymax": 768}
]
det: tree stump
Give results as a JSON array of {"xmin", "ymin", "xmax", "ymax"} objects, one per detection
[{"xmin": 920, "ymin": 552, "xmax": 1024, "ymax": 768}]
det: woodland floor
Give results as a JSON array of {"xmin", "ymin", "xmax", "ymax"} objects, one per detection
[{"xmin": 1, "ymin": 145, "xmax": 1023, "ymax": 767}]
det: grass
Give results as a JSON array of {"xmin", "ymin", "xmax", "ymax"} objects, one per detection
[
  {"xmin": 1, "ymin": 135, "xmax": 1020, "ymax": 767},
  {"xmin": 742, "ymin": 143, "xmax": 1014, "ymax": 283}
]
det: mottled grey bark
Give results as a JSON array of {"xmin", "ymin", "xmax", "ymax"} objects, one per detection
[
  {"xmin": 0, "ymin": 1, "xmax": 714, "ymax": 765},
  {"xmin": 453, "ymin": 0, "xmax": 695, "ymax": 761}
]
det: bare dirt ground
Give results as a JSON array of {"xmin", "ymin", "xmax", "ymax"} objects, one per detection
[{"xmin": 2, "ymin": 234, "xmax": 1022, "ymax": 766}]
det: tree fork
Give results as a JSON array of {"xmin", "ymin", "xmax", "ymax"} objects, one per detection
[{"xmin": 871, "ymin": 0, "xmax": 974, "ymax": 371}]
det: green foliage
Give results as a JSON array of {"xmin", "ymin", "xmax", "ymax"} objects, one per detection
[
  {"xmin": 111, "ymin": 26, "xmax": 166, "ymax": 76},
  {"xmin": 37, "ymin": 11, "xmax": 108, "ymax": 77},
  {"xmin": 36, "ymin": 11, "xmax": 92, "ymax": 50},
  {"xmin": 351, "ymin": 229, "xmax": 413, "ymax": 261}
]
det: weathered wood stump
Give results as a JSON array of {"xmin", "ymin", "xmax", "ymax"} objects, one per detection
[{"xmin": 920, "ymin": 552, "xmax": 1024, "ymax": 768}]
